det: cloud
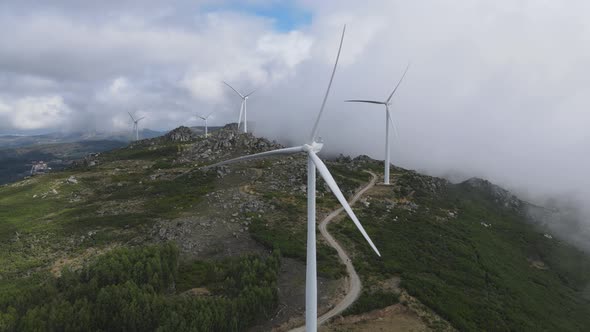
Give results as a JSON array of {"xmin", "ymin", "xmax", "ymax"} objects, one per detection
[
  {"xmin": 0, "ymin": 4, "xmax": 316, "ymax": 134},
  {"xmin": 0, "ymin": 95, "xmax": 72, "ymax": 130},
  {"xmin": 181, "ymin": 16, "xmax": 314, "ymax": 102},
  {"xmin": 0, "ymin": 0, "xmax": 589, "ymax": 214}
]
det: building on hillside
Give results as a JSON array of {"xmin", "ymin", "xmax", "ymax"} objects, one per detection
[{"xmin": 30, "ymin": 161, "xmax": 51, "ymax": 175}]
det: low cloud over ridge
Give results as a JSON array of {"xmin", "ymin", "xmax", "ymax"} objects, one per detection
[{"xmin": 1, "ymin": 1, "xmax": 589, "ymax": 237}]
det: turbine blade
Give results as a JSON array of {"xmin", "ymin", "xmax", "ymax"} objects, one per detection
[
  {"xmin": 128, "ymin": 112, "xmax": 135, "ymax": 121},
  {"xmin": 245, "ymin": 88, "xmax": 258, "ymax": 97},
  {"xmin": 206, "ymin": 146, "xmax": 305, "ymax": 168},
  {"xmin": 386, "ymin": 63, "xmax": 411, "ymax": 104},
  {"xmin": 308, "ymin": 151, "xmax": 381, "ymax": 257},
  {"xmin": 387, "ymin": 109, "xmax": 400, "ymax": 139},
  {"xmin": 223, "ymin": 81, "xmax": 245, "ymax": 98},
  {"xmin": 309, "ymin": 25, "xmax": 346, "ymax": 143},
  {"xmin": 206, "ymin": 111, "xmax": 215, "ymax": 119},
  {"xmin": 345, "ymin": 100, "xmax": 386, "ymax": 105}
]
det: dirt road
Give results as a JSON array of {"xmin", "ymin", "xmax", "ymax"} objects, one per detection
[{"xmin": 289, "ymin": 171, "xmax": 378, "ymax": 332}]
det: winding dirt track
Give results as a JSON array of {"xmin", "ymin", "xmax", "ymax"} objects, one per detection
[{"xmin": 289, "ymin": 171, "xmax": 378, "ymax": 332}]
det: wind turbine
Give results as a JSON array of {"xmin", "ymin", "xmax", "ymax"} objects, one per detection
[
  {"xmin": 128, "ymin": 112, "xmax": 145, "ymax": 141},
  {"xmin": 345, "ymin": 64, "xmax": 410, "ymax": 185},
  {"xmin": 223, "ymin": 81, "xmax": 257, "ymax": 133},
  {"xmin": 197, "ymin": 111, "xmax": 214, "ymax": 137},
  {"xmin": 209, "ymin": 26, "xmax": 380, "ymax": 332}
]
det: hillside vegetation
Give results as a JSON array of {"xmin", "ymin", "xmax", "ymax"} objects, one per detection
[
  {"xmin": 0, "ymin": 125, "xmax": 315, "ymax": 331},
  {"xmin": 331, "ymin": 166, "xmax": 590, "ymax": 331},
  {"xmin": 0, "ymin": 243, "xmax": 280, "ymax": 331},
  {"xmin": 1, "ymin": 125, "xmax": 589, "ymax": 331}
]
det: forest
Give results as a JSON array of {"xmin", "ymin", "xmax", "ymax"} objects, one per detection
[{"xmin": 0, "ymin": 243, "xmax": 281, "ymax": 332}]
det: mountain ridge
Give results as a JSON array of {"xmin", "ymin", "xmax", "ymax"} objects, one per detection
[{"xmin": 0, "ymin": 124, "xmax": 589, "ymax": 331}]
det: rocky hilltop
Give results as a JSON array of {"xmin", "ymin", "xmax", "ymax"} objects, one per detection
[
  {"xmin": 163, "ymin": 126, "xmax": 197, "ymax": 142},
  {"xmin": 462, "ymin": 177, "xmax": 523, "ymax": 210}
]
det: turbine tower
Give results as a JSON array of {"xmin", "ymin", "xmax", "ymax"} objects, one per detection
[
  {"xmin": 197, "ymin": 111, "xmax": 214, "ymax": 137},
  {"xmin": 209, "ymin": 26, "xmax": 380, "ymax": 332},
  {"xmin": 345, "ymin": 64, "xmax": 410, "ymax": 185},
  {"xmin": 128, "ymin": 112, "xmax": 145, "ymax": 141},
  {"xmin": 223, "ymin": 81, "xmax": 257, "ymax": 133}
]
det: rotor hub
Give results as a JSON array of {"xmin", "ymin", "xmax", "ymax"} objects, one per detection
[{"xmin": 303, "ymin": 141, "xmax": 323, "ymax": 153}]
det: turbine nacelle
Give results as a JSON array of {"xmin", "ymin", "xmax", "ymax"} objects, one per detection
[{"xmin": 303, "ymin": 142, "xmax": 323, "ymax": 154}]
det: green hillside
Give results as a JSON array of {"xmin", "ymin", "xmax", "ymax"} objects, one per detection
[
  {"xmin": 0, "ymin": 125, "xmax": 589, "ymax": 331},
  {"xmin": 331, "ymin": 166, "xmax": 590, "ymax": 331}
]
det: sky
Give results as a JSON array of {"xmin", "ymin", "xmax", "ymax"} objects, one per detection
[{"xmin": 1, "ymin": 1, "xmax": 589, "ymax": 219}]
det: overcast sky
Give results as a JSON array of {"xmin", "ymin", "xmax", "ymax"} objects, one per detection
[{"xmin": 1, "ymin": 0, "xmax": 589, "ymax": 208}]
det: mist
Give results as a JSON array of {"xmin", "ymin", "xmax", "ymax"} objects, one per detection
[{"xmin": 1, "ymin": 1, "xmax": 589, "ymax": 247}]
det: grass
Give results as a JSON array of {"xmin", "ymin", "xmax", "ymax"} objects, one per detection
[
  {"xmin": 343, "ymin": 289, "xmax": 400, "ymax": 316},
  {"xmin": 0, "ymin": 140, "xmax": 215, "ymax": 283}
]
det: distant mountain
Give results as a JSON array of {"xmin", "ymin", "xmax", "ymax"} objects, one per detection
[
  {"xmin": 0, "ymin": 129, "xmax": 165, "ymax": 185},
  {"xmin": 0, "ymin": 129, "xmax": 164, "ymax": 149},
  {"xmin": 0, "ymin": 140, "xmax": 127, "ymax": 185}
]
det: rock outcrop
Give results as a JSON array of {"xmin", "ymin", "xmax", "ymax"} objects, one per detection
[
  {"xmin": 164, "ymin": 126, "xmax": 196, "ymax": 142},
  {"xmin": 180, "ymin": 124, "xmax": 283, "ymax": 164}
]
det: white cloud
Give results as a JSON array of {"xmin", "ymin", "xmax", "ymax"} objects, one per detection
[
  {"xmin": 96, "ymin": 77, "xmax": 135, "ymax": 105},
  {"xmin": 0, "ymin": 95, "xmax": 72, "ymax": 130},
  {"xmin": 181, "ymin": 15, "xmax": 314, "ymax": 102},
  {"xmin": 256, "ymin": 30, "xmax": 313, "ymax": 70},
  {"xmin": 182, "ymin": 71, "xmax": 226, "ymax": 102},
  {"xmin": 0, "ymin": 0, "xmax": 589, "ymax": 210}
]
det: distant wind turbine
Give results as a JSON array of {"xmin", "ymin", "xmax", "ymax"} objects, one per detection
[
  {"xmin": 345, "ymin": 64, "xmax": 410, "ymax": 185},
  {"xmin": 223, "ymin": 81, "xmax": 257, "ymax": 133},
  {"xmin": 197, "ymin": 111, "xmax": 214, "ymax": 137},
  {"xmin": 128, "ymin": 112, "xmax": 145, "ymax": 141},
  {"xmin": 209, "ymin": 26, "xmax": 380, "ymax": 332}
]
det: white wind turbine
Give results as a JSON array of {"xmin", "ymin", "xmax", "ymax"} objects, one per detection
[
  {"xmin": 209, "ymin": 26, "xmax": 380, "ymax": 332},
  {"xmin": 345, "ymin": 64, "xmax": 410, "ymax": 185},
  {"xmin": 197, "ymin": 111, "xmax": 214, "ymax": 137},
  {"xmin": 223, "ymin": 81, "xmax": 257, "ymax": 133},
  {"xmin": 128, "ymin": 112, "xmax": 145, "ymax": 141}
]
